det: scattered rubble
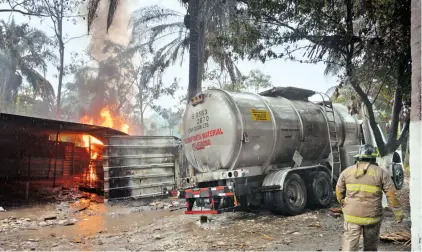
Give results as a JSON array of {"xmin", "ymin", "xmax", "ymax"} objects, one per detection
[
  {"xmin": 73, "ymin": 201, "xmax": 90, "ymax": 213},
  {"xmin": 261, "ymin": 233, "xmax": 273, "ymax": 240},
  {"xmin": 153, "ymin": 234, "xmax": 163, "ymax": 240},
  {"xmin": 58, "ymin": 218, "xmax": 77, "ymax": 226},
  {"xmin": 149, "ymin": 200, "xmax": 181, "ymax": 210},
  {"xmin": 0, "ymin": 181, "xmax": 410, "ymax": 252},
  {"xmin": 329, "ymin": 207, "xmax": 342, "ymax": 213},
  {"xmin": 0, "ymin": 207, "xmax": 5, "ymax": 212},
  {"xmin": 308, "ymin": 223, "xmax": 322, "ymax": 228},
  {"xmin": 380, "ymin": 232, "xmax": 411, "ymax": 243},
  {"xmin": 73, "ymin": 237, "xmax": 82, "ymax": 243},
  {"xmin": 40, "ymin": 213, "xmax": 57, "ymax": 221}
]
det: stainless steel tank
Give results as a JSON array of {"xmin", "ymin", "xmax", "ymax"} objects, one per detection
[{"xmin": 182, "ymin": 89, "xmax": 360, "ymax": 173}]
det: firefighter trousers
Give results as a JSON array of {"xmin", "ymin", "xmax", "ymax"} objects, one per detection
[{"xmin": 342, "ymin": 221, "xmax": 381, "ymax": 251}]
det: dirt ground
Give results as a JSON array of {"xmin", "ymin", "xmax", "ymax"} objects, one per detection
[{"xmin": 0, "ymin": 179, "xmax": 411, "ymax": 251}]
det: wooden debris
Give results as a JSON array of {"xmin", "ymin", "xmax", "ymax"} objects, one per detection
[
  {"xmin": 308, "ymin": 223, "xmax": 322, "ymax": 228},
  {"xmin": 73, "ymin": 200, "xmax": 90, "ymax": 213},
  {"xmin": 380, "ymin": 232, "xmax": 411, "ymax": 243},
  {"xmin": 261, "ymin": 233, "xmax": 273, "ymax": 240},
  {"xmin": 329, "ymin": 207, "xmax": 343, "ymax": 213},
  {"xmin": 329, "ymin": 212, "xmax": 342, "ymax": 218}
]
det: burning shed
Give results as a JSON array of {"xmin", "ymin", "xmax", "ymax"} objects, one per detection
[{"xmin": 0, "ymin": 112, "xmax": 127, "ymax": 207}]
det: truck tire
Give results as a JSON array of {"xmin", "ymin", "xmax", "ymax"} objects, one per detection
[
  {"xmin": 269, "ymin": 191, "xmax": 287, "ymax": 215},
  {"xmin": 308, "ymin": 171, "xmax": 333, "ymax": 208},
  {"xmin": 273, "ymin": 172, "xmax": 307, "ymax": 215},
  {"xmin": 392, "ymin": 163, "xmax": 404, "ymax": 190}
]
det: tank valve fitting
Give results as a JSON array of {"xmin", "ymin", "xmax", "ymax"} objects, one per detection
[{"xmin": 242, "ymin": 133, "xmax": 249, "ymax": 143}]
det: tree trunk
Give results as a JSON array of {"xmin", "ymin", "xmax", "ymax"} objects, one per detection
[
  {"xmin": 55, "ymin": 4, "xmax": 64, "ymax": 120},
  {"xmin": 410, "ymin": 0, "xmax": 421, "ymax": 250},
  {"xmin": 187, "ymin": 0, "xmax": 200, "ymax": 101},
  {"xmin": 400, "ymin": 131, "xmax": 408, "ymax": 162},
  {"xmin": 197, "ymin": 17, "xmax": 206, "ymax": 93},
  {"xmin": 140, "ymin": 109, "xmax": 144, "ymax": 136},
  {"xmin": 403, "ymin": 137, "xmax": 409, "ymax": 168},
  {"xmin": 56, "ymin": 44, "xmax": 64, "ymax": 119}
]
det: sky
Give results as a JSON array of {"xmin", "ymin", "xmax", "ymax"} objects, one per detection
[{"xmin": 0, "ymin": 0, "xmax": 337, "ymax": 117}]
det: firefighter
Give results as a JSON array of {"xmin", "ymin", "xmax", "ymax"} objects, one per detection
[{"xmin": 336, "ymin": 144, "xmax": 404, "ymax": 251}]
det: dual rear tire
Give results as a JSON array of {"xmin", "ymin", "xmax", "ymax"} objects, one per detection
[{"xmin": 266, "ymin": 170, "xmax": 332, "ymax": 215}]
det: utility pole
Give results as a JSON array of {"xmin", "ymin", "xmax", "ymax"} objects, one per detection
[{"xmin": 410, "ymin": 0, "xmax": 421, "ymax": 250}]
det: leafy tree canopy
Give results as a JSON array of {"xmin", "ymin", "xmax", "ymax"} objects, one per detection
[{"xmin": 218, "ymin": 0, "xmax": 410, "ymax": 156}]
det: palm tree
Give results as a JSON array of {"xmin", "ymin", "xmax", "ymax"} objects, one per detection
[
  {"xmin": 87, "ymin": 1, "xmax": 241, "ymax": 100},
  {"xmin": 87, "ymin": 0, "xmax": 119, "ymax": 33},
  {"xmin": 129, "ymin": 3, "xmax": 241, "ymax": 89},
  {"xmin": 0, "ymin": 20, "xmax": 56, "ymax": 110}
]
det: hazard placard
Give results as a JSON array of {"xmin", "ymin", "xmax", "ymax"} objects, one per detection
[{"xmin": 250, "ymin": 109, "xmax": 271, "ymax": 121}]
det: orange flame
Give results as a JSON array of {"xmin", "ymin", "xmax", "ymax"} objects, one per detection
[
  {"xmin": 87, "ymin": 164, "xmax": 98, "ymax": 185},
  {"xmin": 79, "ymin": 106, "xmax": 130, "ymax": 161},
  {"xmin": 80, "ymin": 107, "xmax": 130, "ymax": 134}
]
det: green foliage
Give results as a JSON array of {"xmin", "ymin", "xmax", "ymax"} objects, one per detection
[
  {"xmin": 0, "ymin": 19, "xmax": 56, "ymax": 112},
  {"xmin": 14, "ymin": 83, "xmax": 54, "ymax": 118},
  {"xmin": 221, "ymin": 0, "xmax": 410, "ymax": 155},
  {"xmin": 130, "ymin": 2, "xmax": 242, "ymax": 85},
  {"xmin": 153, "ymin": 98, "xmax": 185, "ymax": 136},
  {"xmin": 61, "ymin": 41, "xmax": 139, "ymax": 121},
  {"xmin": 204, "ymin": 68, "xmax": 272, "ymax": 93},
  {"xmin": 87, "ymin": 0, "xmax": 119, "ymax": 33}
]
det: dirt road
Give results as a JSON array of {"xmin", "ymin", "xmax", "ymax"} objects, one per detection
[
  {"xmin": 0, "ymin": 198, "xmax": 411, "ymax": 251},
  {"xmin": 0, "ymin": 175, "xmax": 411, "ymax": 251}
]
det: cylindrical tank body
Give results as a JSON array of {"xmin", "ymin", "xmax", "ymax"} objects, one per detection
[{"xmin": 182, "ymin": 89, "xmax": 360, "ymax": 173}]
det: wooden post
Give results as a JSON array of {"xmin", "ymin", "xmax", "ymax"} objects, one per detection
[
  {"xmin": 26, "ymin": 138, "xmax": 31, "ymax": 201},
  {"xmin": 53, "ymin": 132, "xmax": 59, "ymax": 188},
  {"xmin": 88, "ymin": 136, "xmax": 92, "ymax": 186},
  {"xmin": 71, "ymin": 144, "xmax": 75, "ymax": 176}
]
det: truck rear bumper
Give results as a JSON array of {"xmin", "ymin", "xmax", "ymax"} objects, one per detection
[
  {"xmin": 185, "ymin": 210, "xmax": 218, "ymax": 214},
  {"xmin": 184, "ymin": 186, "xmax": 234, "ymax": 199},
  {"xmin": 182, "ymin": 185, "xmax": 240, "ymax": 214}
]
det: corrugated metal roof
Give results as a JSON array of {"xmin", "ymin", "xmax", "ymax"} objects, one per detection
[{"xmin": 0, "ymin": 113, "xmax": 127, "ymax": 140}]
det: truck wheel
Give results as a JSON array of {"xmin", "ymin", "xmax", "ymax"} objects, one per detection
[
  {"xmin": 269, "ymin": 191, "xmax": 286, "ymax": 215},
  {"xmin": 392, "ymin": 163, "xmax": 404, "ymax": 190},
  {"xmin": 273, "ymin": 173, "xmax": 307, "ymax": 215},
  {"xmin": 308, "ymin": 171, "xmax": 333, "ymax": 208}
]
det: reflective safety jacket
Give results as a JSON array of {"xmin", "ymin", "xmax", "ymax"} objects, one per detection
[{"xmin": 335, "ymin": 162, "xmax": 403, "ymax": 225}]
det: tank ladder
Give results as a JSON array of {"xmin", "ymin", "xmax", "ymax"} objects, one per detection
[{"xmin": 316, "ymin": 93, "xmax": 342, "ymax": 184}]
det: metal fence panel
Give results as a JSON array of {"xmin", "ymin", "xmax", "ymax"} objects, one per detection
[{"xmin": 103, "ymin": 136, "xmax": 180, "ymax": 201}]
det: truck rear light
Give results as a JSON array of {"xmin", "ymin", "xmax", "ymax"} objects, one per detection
[
  {"xmin": 234, "ymin": 170, "xmax": 239, "ymax": 177},
  {"xmin": 191, "ymin": 94, "xmax": 204, "ymax": 106}
]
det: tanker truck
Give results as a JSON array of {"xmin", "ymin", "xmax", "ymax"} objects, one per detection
[{"xmin": 177, "ymin": 86, "xmax": 404, "ymax": 215}]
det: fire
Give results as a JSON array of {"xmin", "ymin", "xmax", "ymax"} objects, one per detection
[
  {"xmin": 80, "ymin": 106, "xmax": 130, "ymax": 134},
  {"xmin": 86, "ymin": 164, "xmax": 98, "ymax": 186},
  {"xmin": 100, "ymin": 108, "xmax": 113, "ymax": 128},
  {"xmin": 79, "ymin": 106, "xmax": 130, "ymax": 160},
  {"xmin": 121, "ymin": 124, "xmax": 129, "ymax": 133}
]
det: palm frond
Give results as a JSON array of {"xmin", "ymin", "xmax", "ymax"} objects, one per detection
[
  {"xmin": 107, "ymin": 0, "xmax": 119, "ymax": 31},
  {"xmin": 0, "ymin": 21, "xmax": 56, "ymax": 103},
  {"xmin": 87, "ymin": 0, "xmax": 101, "ymax": 33},
  {"xmin": 19, "ymin": 63, "xmax": 55, "ymax": 103},
  {"xmin": 131, "ymin": 5, "xmax": 182, "ymax": 27},
  {"xmin": 87, "ymin": 0, "xmax": 118, "ymax": 33}
]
